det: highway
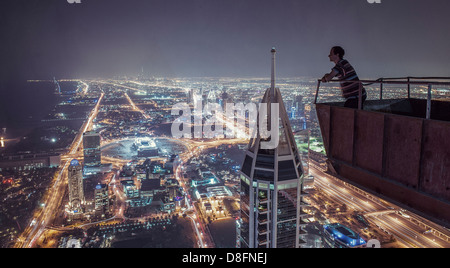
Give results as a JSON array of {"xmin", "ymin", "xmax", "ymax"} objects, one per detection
[
  {"xmin": 20, "ymin": 79, "xmax": 222, "ymax": 248},
  {"xmin": 94, "ymin": 80, "xmax": 158, "ymax": 107},
  {"xmin": 369, "ymin": 213, "xmax": 446, "ymax": 248},
  {"xmin": 14, "ymin": 91, "xmax": 104, "ymax": 248},
  {"xmin": 124, "ymin": 92, "xmax": 150, "ymax": 119},
  {"xmin": 309, "ymin": 162, "xmax": 450, "ymax": 248},
  {"xmin": 94, "ymin": 87, "xmax": 249, "ymax": 248},
  {"xmin": 174, "ymin": 150, "xmax": 213, "ymax": 248}
]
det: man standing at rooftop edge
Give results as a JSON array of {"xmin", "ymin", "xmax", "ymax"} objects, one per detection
[{"xmin": 321, "ymin": 46, "xmax": 367, "ymax": 109}]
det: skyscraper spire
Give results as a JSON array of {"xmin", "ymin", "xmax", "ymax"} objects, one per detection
[
  {"xmin": 237, "ymin": 48, "xmax": 308, "ymax": 248},
  {"xmin": 271, "ymin": 47, "xmax": 276, "ymax": 96}
]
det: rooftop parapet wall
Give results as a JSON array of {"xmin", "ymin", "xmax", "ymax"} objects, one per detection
[{"xmin": 316, "ymin": 98, "xmax": 450, "ymax": 226}]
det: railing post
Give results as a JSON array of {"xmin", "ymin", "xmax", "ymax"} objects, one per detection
[
  {"xmin": 426, "ymin": 84, "xmax": 432, "ymax": 119},
  {"xmin": 380, "ymin": 78, "xmax": 383, "ymax": 100},
  {"xmin": 407, "ymin": 77, "xmax": 411, "ymax": 99},
  {"xmin": 314, "ymin": 80, "xmax": 321, "ymax": 104}
]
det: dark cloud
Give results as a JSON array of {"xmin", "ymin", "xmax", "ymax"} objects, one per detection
[{"xmin": 1, "ymin": 0, "xmax": 450, "ymax": 83}]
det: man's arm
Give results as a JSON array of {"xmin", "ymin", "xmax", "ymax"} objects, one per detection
[{"xmin": 321, "ymin": 69, "xmax": 339, "ymax": 82}]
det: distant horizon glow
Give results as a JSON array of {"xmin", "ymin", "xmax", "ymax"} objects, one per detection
[{"xmin": 1, "ymin": 0, "xmax": 450, "ymax": 86}]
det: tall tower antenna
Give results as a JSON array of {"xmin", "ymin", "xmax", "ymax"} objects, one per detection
[{"xmin": 271, "ymin": 47, "xmax": 276, "ymax": 96}]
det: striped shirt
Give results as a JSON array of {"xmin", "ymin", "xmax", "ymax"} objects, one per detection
[{"xmin": 332, "ymin": 59, "xmax": 366, "ymax": 99}]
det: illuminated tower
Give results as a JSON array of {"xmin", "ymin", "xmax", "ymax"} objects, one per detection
[
  {"xmin": 237, "ymin": 48, "xmax": 308, "ymax": 248},
  {"xmin": 68, "ymin": 159, "xmax": 84, "ymax": 216},
  {"xmin": 54, "ymin": 77, "xmax": 61, "ymax": 94},
  {"xmin": 94, "ymin": 184, "xmax": 110, "ymax": 218}
]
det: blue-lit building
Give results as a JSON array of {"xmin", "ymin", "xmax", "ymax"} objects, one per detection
[
  {"xmin": 191, "ymin": 170, "xmax": 220, "ymax": 187},
  {"xmin": 323, "ymin": 223, "xmax": 366, "ymax": 248},
  {"xmin": 121, "ymin": 180, "xmax": 140, "ymax": 200}
]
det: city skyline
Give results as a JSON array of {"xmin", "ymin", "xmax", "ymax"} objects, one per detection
[
  {"xmin": 1, "ymin": 0, "xmax": 450, "ymax": 87},
  {"xmin": 1, "ymin": 73, "xmax": 450, "ymax": 249},
  {"xmin": 1, "ymin": 0, "xmax": 450, "ymax": 250}
]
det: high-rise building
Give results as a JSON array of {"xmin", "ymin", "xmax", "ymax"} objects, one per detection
[
  {"xmin": 94, "ymin": 184, "xmax": 110, "ymax": 218},
  {"xmin": 54, "ymin": 77, "xmax": 61, "ymax": 94},
  {"xmin": 294, "ymin": 95, "xmax": 304, "ymax": 118},
  {"xmin": 68, "ymin": 159, "xmax": 84, "ymax": 215},
  {"xmin": 187, "ymin": 88, "xmax": 195, "ymax": 104},
  {"xmin": 237, "ymin": 48, "xmax": 308, "ymax": 248},
  {"xmin": 83, "ymin": 131, "xmax": 101, "ymax": 167}
]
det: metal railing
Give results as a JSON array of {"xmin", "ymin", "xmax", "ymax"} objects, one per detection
[{"xmin": 314, "ymin": 77, "xmax": 450, "ymax": 119}]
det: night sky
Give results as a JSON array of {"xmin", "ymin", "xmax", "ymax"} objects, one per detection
[{"xmin": 1, "ymin": 0, "xmax": 450, "ymax": 84}]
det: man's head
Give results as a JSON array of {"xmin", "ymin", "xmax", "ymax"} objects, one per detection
[{"xmin": 329, "ymin": 46, "xmax": 345, "ymax": 63}]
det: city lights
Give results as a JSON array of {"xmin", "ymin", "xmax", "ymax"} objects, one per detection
[{"xmin": 1, "ymin": 0, "xmax": 450, "ymax": 253}]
